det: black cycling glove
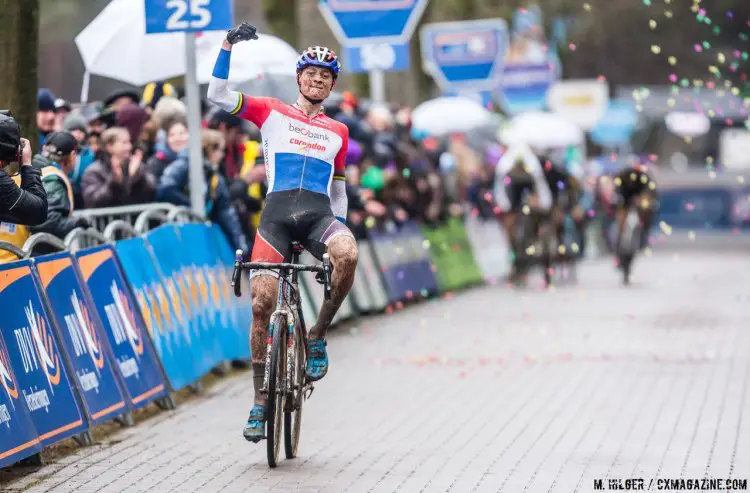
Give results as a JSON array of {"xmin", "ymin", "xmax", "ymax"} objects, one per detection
[{"xmin": 226, "ymin": 22, "xmax": 258, "ymax": 45}]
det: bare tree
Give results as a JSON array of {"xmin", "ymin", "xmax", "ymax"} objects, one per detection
[{"xmin": 0, "ymin": 0, "xmax": 40, "ymax": 151}]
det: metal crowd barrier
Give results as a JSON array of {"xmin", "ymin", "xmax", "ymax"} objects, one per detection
[{"xmin": 0, "ymin": 205, "xmax": 207, "ymax": 260}]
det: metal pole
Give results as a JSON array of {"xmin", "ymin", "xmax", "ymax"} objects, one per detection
[
  {"xmin": 369, "ymin": 69, "xmax": 386, "ymax": 104},
  {"xmin": 184, "ymin": 32, "xmax": 206, "ymax": 215}
]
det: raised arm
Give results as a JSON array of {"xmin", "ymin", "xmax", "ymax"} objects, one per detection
[
  {"xmin": 206, "ymin": 40, "xmax": 245, "ymax": 114},
  {"xmin": 206, "ymin": 24, "xmax": 274, "ymax": 127}
]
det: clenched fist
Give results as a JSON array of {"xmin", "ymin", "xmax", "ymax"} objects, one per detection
[{"xmin": 226, "ymin": 22, "xmax": 258, "ymax": 45}]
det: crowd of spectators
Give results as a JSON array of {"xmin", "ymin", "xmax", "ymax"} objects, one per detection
[{"xmin": 23, "ymin": 85, "xmax": 502, "ymax": 258}]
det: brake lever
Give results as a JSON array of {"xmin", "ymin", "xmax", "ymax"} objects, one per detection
[
  {"xmin": 321, "ymin": 253, "xmax": 333, "ymax": 301},
  {"xmin": 231, "ymin": 249, "xmax": 243, "ymax": 297}
]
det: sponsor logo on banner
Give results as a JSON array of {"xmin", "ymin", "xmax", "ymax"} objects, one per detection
[
  {"xmin": 0, "ymin": 337, "xmax": 19, "ymax": 423},
  {"xmin": 65, "ymin": 292, "xmax": 104, "ymax": 393},
  {"xmin": 104, "ymin": 282, "xmax": 143, "ymax": 379},
  {"xmin": 15, "ymin": 302, "xmax": 61, "ymax": 410},
  {"xmin": 547, "ymin": 79, "xmax": 609, "ymax": 130}
]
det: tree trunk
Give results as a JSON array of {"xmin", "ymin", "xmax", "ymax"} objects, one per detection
[{"xmin": 0, "ymin": 0, "xmax": 40, "ymax": 152}]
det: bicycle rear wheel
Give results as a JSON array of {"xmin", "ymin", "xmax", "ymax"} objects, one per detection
[
  {"xmin": 266, "ymin": 313, "xmax": 286, "ymax": 468},
  {"xmin": 284, "ymin": 324, "xmax": 305, "ymax": 459}
]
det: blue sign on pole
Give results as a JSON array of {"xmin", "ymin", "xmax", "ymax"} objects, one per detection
[
  {"xmin": 34, "ymin": 253, "xmax": 128, "ymax": 425},
  {"xmin": 495, "ymin": 63, "xmax": 555, "ymax": 114},
  {"xmin": 145, "ymin": 0, "xmax": 233, "ymax": 34},
  {"xmin": 344, "ymin": 43, "xmax": 411, "ymax": 73},
  {"xmin": 420, "ymin": 19, "xmax": 509, "ymax": 92},
  {"xmin": 318, "ymin": 0, "xmax": 428, "ymax": 73}
]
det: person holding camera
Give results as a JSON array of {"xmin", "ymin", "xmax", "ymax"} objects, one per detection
[
  {"xmin": 0, "ymin": 111, "xmax": 48, "ymax": 227},
  {"xmin": 25, "ymin": 132, "xmax": 91, "ymax": 257}
]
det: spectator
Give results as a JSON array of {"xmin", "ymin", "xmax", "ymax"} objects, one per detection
[
  {"xmin": 29, "ymin": 132, "xmax": 90, "ymax": 251},
  {"xmin": 54, "ymin": 99, "xmax": 72, "ymax": 132},
  {"xmin": 152, "ymin": 96, "xmax": 187, "ymax": 128},
  {"xmin": 156, "ymin": 129, "xmax": 250, "ymax": 253},
  {"xmin": 82, "ymin": 127, "xmax": 156, "ymax": 208},
  {"xmin": 37, "ymin": 89, "xmax": 57, "ymax": 151},
  {"xmin": 208, "ymin": 110, "xmax": 246, "ymax": 179},
  {"xmin": 103, "ymin": 90, "xmax": 140, "ymax": 112},
  {"xmin": 145, "ymin": 116, "xmax": 188, "ymax": 179},
  {"xmin": 115, "ymin": 103, "xmax": 150, "ymax": 152},
  {"xmin": 63, "ymin": 113, "xmax": 96, "ymax": 207}
]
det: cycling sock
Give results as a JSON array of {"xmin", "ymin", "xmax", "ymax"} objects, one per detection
[{"xmin": 252, "ymin": 363, "xmax": 265, "ymax": 405}]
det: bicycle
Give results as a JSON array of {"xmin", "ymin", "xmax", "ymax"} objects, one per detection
[
  {"xmin": 231, "ymin": 241, "xmax": 333, "ymax": 468},
  {"xmin": 513, "ymin": 202, "xmax": 554, "ymax": 287}
]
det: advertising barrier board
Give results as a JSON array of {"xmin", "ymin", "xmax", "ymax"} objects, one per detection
[
  {"xmin": 34, "ymin": 253, "xmax": 128, "ymax": 425},
  {"xmin": 75, "ymin": 246, "xmax": 167, "ymax": 409}
]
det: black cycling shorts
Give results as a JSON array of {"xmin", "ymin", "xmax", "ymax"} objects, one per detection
[
  {"xmin": 505, "ymin": 173, "xmax": 536, "ymax": 211},
  {"xmin": 250, "ymin": 189, "xmax": 353, "ymax": 278}
]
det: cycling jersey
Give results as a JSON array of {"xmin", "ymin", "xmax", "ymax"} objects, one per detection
[
  {"xmin": 494, "ymin": 143, "xmax": 553, "ymax": 212},
  {"xmin": 207, "ymin": 48, "xmax": 349, "ymax": 221}
]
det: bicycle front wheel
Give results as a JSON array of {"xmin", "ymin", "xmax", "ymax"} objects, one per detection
[
  {"xmin": 266, "ymin": 313, "xmax": 286, "ymax": 468},
  {"xmin": 284, "ymin": 324, "xmax": 305, "ymax": 459}
]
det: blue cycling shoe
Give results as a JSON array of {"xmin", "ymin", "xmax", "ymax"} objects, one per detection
[
  {"xmin": 305, "ymin": 339, "xmax": 328, "ymax": 382},
  {"xmin": 242, "ymin": 404, "xmax": 265, "ymax": 442}
]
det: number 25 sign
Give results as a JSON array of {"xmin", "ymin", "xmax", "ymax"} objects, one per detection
[{"xmin": 145, "ymin": 0, "xmax": 233, "ymax": 34}]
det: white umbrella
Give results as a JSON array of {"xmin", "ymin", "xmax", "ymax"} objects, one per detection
[
  {"xmin": 195, "ymin": 32, "xmax": 299, "ymax": 84},
  {"xmin": 75, "ymin": 0, "xmax": 196, "ymax": 97},
  {"xmin": 412, "ymin": 97, "xmax": 496, "ymax": 136},
  {"xmin": 499, "ymin": 111, "xmax": 584, "ymax": 149},
  {"xmin": 75, "ymin": 0, "xmax": 300, "ymax": 102}
]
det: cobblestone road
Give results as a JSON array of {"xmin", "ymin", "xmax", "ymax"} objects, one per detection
[{"xmin": 4, "ymin": 252, "xmax": 749, "ymax": 493}]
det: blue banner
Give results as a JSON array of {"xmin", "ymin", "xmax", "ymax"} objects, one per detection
[
  {"xmin": 0, "ymin": 261, "xmax": 87, "ymax": 464},
  {"xmin": 34, "ymin": 253, "xmax": 128, "ymax": 425},
  {"xmin": 115, "ymin": 237, "xmax": 195, "ymax": 391},
  {"xmin": 420, "ymin": 19, "xmax": 509, "ymax": 92},
  {"xmin": 658, "ymin": 187, "xmax": 750, "ymax": 230},
  {"xmin": 179, "ymin": 224, "xmax": 247, "ymax": 361},
  {"xmin": 0, "ymin": 326, "xmax": 42, "ymax": 467},
  {"xmin": 590, "ymin": 99, "xmax": 639, "ymax": 146},
  {"xmin": 367, "ymin": 221, "xmax": 438, "ymax": 302},
  {"xmin": 75, "ymin": 246, "xmax": 167, "ymax": 409},
  {"xmin": 146, "ymin": 225, "xmax": 214, "ymax": 376},
  {"xmin": 205, "ymin": 225, "xmax": 251, "ymax": 360}
]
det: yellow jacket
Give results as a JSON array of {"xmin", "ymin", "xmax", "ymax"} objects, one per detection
[{"xmin": 241, "ymin": 140, "xmax": 264, "ymax": 229}]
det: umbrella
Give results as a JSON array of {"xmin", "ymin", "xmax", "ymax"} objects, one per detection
[
  {"xmin": 499, "ymin": 111, "xmax": 584, "ymax": 149},
  {"xmin": 195, "ymin": 32, "xmax": 298, "ymax": 84},
  {"xmin": 75, "ymin": 0, "xmax": 301, "ymax": 102},
  {"xmin": 411, "ymin": 97, "xmax": 496, "ymax": 136},
  {"xmin": 75, "ymin": 0, "xmax": 193, "ymax": 92}
]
